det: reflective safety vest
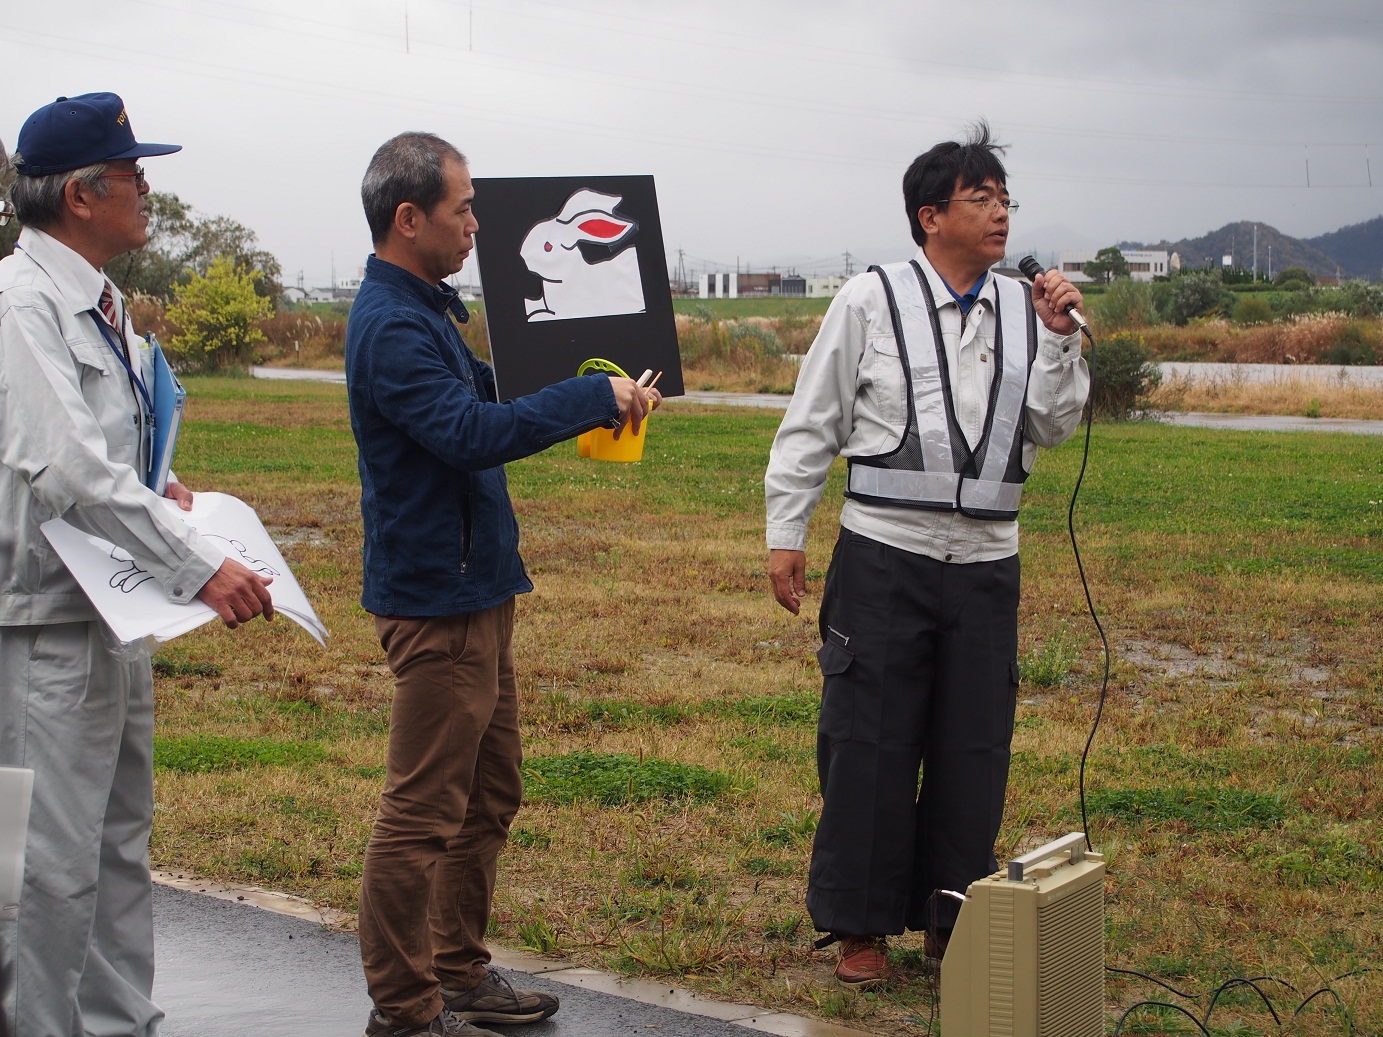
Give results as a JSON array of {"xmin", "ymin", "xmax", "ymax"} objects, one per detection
[{"xmin": 845, "ymin": 261, "xmax": 1039, "ymax": 521}]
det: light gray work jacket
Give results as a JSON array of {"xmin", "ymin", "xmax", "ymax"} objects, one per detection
[
  {"xmin": 0, "ymin": 227, "xmax": 221, "ymax": 626},
  {"xmin": 765, "ymin": 248, "xmax": 1090, "ymax": 565}
]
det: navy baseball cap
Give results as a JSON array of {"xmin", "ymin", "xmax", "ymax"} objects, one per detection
[{"xmin": 13, "ymin": 92, "xmax": 181, "ymax": 177}]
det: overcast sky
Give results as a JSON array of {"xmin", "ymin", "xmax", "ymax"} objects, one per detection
[{"xmin": 6, "ymin": 0, "xmax": 1382, "ymax": 288}]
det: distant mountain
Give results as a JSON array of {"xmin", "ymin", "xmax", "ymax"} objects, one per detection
[
  {"xmin": 1305, "ymin": 216, "xmax": 1383, "ymax": 281},
  {"xmin": 1148, "ymin": 222, "xmax": 1342, "ymax": 281}
]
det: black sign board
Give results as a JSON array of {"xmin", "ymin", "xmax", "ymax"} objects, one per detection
[{"xmin": 471, "ymin": 175, "xmax": 684, "ymax": 400}]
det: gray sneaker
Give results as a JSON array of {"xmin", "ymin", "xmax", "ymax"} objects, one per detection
[
  {"xmin": 442, "ymin": 967, "xmax": 560, "ymax": 1024},
  {"xmin": 363, "ymin": 1008, "xmax": 502, "ymax": 1037}
]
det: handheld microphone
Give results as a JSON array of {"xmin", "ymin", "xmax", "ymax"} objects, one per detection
[{"xmin": 1018, "ymin": 255, "xmax": 1088, "ymax": 331}]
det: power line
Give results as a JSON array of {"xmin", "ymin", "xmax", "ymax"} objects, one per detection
[
  {"xmin": 465, "ymin": 0, "xmax": 1383, "ymax": 109},
  {"xmin": 12, "ymin": 24, "xmax": 1378, "ymax": 196},
  {"xmin": 27, "ymin": 0, "xmax": 1383, "ymax": 138}
]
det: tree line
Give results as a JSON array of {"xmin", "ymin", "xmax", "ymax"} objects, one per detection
[{"xmin": 1, "ymin": 191, "xmax": 281, "ymax": 371}]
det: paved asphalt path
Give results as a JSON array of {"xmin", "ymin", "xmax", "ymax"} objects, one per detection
[
  {"xmin": 151, "ymin": 883, "xmax": 844, "ymax": 1037},
  {"xmin": 251, "ymin": 366, "xmax": 1383, "ymax": 434}
]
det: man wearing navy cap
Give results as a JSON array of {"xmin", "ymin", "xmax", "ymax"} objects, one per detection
[{"xmin": 0, "ymin": 93, "xmax": 273, "ymax": 1036}]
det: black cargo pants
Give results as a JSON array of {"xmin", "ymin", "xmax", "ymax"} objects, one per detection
[{"xmin": 807, "ymin": 528, "xmax": 1021, "ymax": 938}]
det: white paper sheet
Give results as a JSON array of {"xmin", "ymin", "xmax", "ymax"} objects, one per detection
[{"xmin": 41, "ymin": 493, "xmax": 328, "ymax": 647}]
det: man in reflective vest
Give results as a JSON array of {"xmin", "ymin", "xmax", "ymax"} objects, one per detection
[{"xmin": 764, "ymin": 121, "xmax": 1090, "ymax": 988}]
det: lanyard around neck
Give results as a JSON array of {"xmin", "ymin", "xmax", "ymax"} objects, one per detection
[{"xmin": 91, "ymin": 311, "xmax": 154, "ymax": 419}]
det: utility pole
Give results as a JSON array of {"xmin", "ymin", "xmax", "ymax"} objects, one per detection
[
  {"xmin": 1253, "ymin": 224, "xmax": 1258, "ymax": 283},
  {"xmin": 843, "ymin": 251, "xmax": 854, "ymax": 277}
]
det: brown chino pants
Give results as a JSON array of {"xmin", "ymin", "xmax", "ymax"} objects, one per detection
[{"xmin": 358, "ymin": 601, "xmax": 524, "ymax": 1027}]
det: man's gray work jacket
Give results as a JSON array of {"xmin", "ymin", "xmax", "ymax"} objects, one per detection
[
  {"xmin": 765, "ymin": 248, "xmax": 1090, "ymax": 565},
  {"xmin": 0, "ymin": 228, "xmax": 221, "ymax": 626}
]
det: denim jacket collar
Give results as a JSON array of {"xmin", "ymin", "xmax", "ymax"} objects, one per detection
[{"xmin": 364, "ymin": 254, "xmax": 469, "ymax": 323}]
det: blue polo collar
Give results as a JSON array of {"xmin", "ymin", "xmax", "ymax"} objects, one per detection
[{"xmin": 938, "ymin": 271, "xmax": 989, "ymax": 316}]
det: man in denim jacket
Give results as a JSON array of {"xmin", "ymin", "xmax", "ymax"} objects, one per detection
[{"xmin": 346, "ymin": 132, "xmax": 656, "ymax": 1037}]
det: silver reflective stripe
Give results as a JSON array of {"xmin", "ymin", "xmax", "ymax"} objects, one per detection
[
  {"xmin": 976, "ymin": 277, "xmax": 1031, "ymax": 486},
  {"xmin": 960, "ymin": 477, "xmax": 1023, "ymax": 514},
  {"xmin": 849, "ymin": 466, "xmax": 959, "ymax": 503},
  {"xmin": 850, "ymin": 262, "xmax": 1034, "ymax": 518},
  {"xmin": 877, "ymin": 262, "xmax": 954, "ymax": 473}
]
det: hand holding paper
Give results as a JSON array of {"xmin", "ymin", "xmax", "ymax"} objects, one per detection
[
  {"xmin": 197, "ymin": 557, "xmax": 275, "ymax": 628},
  {"xmin": 41, "ymin": 492, "xmax": 327, "ymax": 646},
  {"xmin": 162, "ymin": 479, "xmax": 194, "ymax": 511}
]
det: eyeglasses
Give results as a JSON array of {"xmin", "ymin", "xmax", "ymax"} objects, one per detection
[
  {"xmin": 98, "ymin": 165, "xmax": 147, "ymax": 189},
  {"xmin": 0, "ymin": 200, "xmax": 14, "ymax": 227},
  {"xmin": 942, "ymin": 197, "xmax": 1019, "ymax": 214}
]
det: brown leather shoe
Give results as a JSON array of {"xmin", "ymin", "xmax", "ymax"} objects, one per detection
[{"xmin": 834, "ymin": 935, "xmax": 890, "ymax": 988}]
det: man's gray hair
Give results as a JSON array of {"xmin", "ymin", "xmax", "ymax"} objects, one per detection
[
  {"xmin": 362, "ymin": 133, "xmax": 466, "ymax": 246},
  {"xmin": 9, "ymin": 156, "xmax": 111, "ymax": 231}
]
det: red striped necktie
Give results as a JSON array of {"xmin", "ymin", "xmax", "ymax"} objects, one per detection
[
  {"xmin": 98, "ymin": 279, "xmax": 121, "ymax": 330},
  {"xmin": 98, "ymin": 279, "xmax": 131, "ymax": 360}
]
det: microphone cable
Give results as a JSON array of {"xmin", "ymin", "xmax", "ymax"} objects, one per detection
[
  {"xmin": 1019, "ymin": 256, "xmax": 1110, "ymax": 854},
  {"xmin": 1066, "ymin": 318, "xmax": 1110, "ymax": 854}
]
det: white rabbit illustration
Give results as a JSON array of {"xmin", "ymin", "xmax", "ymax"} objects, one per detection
[{"xmin": 519, "ymin": 189, "xmax": 646, "ymax": 322}]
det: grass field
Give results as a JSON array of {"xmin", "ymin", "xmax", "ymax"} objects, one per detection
[
  {"xmin": 151, "ymin": 378, "xmax": 1382, "ymax": 1034},
  {"xmin": 671, "ymin": 297, "xmax": 833, "ymax": 319}
]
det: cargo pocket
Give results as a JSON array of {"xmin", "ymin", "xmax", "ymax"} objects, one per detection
[
  {"xmin": 816, "ymin": 635, "xmax": 856, "ymax": 742},
  {"xmin": 816, "ymin": 637, "xmax": 855, "ymax": 677},
  {"xmin": 1003, "ymin": 658, "xmax": 1021, "ymax": 743}
]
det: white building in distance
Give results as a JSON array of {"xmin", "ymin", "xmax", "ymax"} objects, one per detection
[
  {"xmin": 698, "ymin": 272, "xmax": 845, "ymax": 299},
  {"xmin": 806, "ymin": 276, "xmax": 845, "ymax": 298},
  {"xmin": 1058, "ymin": 249, "xmax": 1178, "ymax": 283}
]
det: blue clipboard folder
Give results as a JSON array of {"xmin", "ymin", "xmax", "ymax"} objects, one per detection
[{"xmin": 146, "ymin": 334, "xmax": 185, "ymax": 496}]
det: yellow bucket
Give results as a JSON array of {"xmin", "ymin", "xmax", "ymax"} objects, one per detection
[{"xmin": 575, "ymin": 359, "xmax": 651, "ymax": 463}]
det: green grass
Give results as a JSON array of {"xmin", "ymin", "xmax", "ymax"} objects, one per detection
[
  {"xmin": 521, "ymin": 751, "xmax": 739, "ymax": 806},
  {"xmin": 1085, "ymin": 787, "xmax": 1286, "ymax": 832},
  {"xmin": 145, "ymin": 377, "xmax": 1383, "ymax": 1034},
  {"xmin": 672, "ymin": 297, "xmax": 832, "ymax": 319},
  {"xmin": 153, "ymin": 735, "xmax": 324, "ymax": 772},
  {"xmin": 1019, "ymin": 621, "xmax": 1080, "ymax": 687}
]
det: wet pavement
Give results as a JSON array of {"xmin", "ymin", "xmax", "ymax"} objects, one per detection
[
  {"xmin": 255, "ymin": 365, "xmax": 346, "ymax": 383},
  {"xmin": 251, "ymin": 366, "xmax": 1382, "ymax": 434},
  {"xmin": 1157, "ymin": 361, "xmax": 1383, "ymax": 387},
  {"xmin": 151, "ymin": 882, "xmax": 857, "ymax": 1037},
  {"xmin": 1154, "ymin": 411, "xmax": 1383, "ymax": 434}
]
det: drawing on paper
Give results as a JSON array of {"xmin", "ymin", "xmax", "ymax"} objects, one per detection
[
  {"xmin": 41, "ymin": 492, "xmax": 328, "ymax": 648},
  {"xmin": 108, "ymin": 547, "xmax": 157, "ymax": 594},
  {"xmin": 520, "ymin": 189, "xmax": 645, "ymax": 322},
  {"xmin": 201, "ymin": 535, "xmax": 280, "ymax": 577}
]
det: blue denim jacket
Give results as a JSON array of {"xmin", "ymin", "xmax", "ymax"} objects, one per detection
[{"xmin": 345, "ymin": 255, "xmax": 617, "ymax": 616}]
